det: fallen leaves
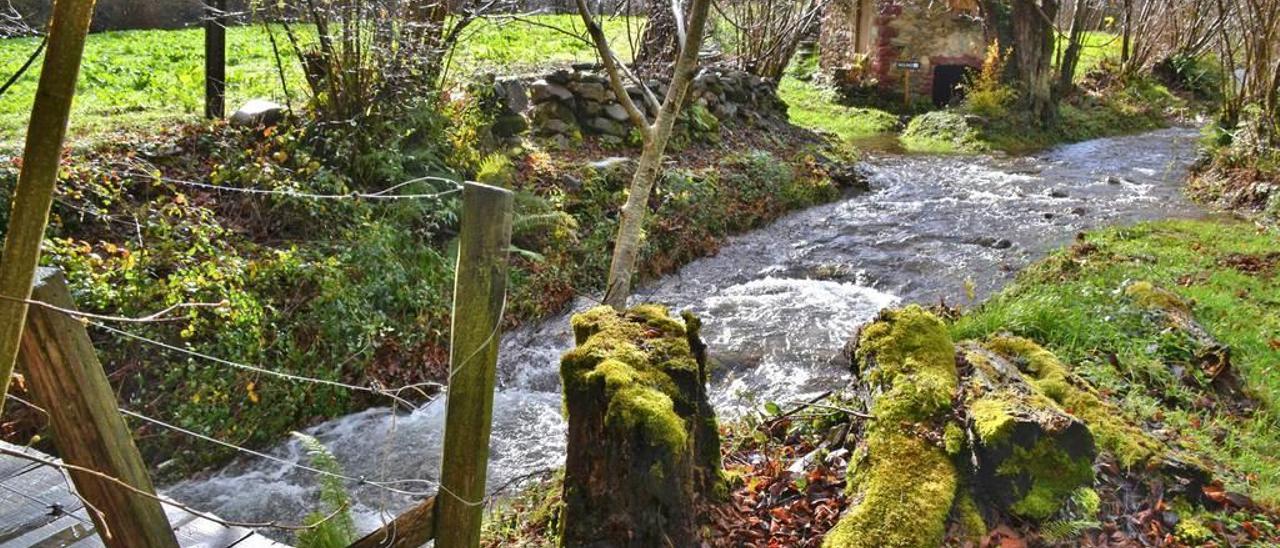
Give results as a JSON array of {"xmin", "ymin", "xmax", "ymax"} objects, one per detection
[{"xmin": 704, "ymin": 426, "xmax": 847, "ymax": 547}]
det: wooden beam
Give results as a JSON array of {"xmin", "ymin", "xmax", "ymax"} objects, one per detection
[
  {"xmin": 205, "ymin": 0, "xmax": 227, "ymax": 118},
  {"xmin": 435, "ymin": 182, "xmax": 514, "ymax": 548},
  {"xmin": 0, "ymin": 0, "xmax": 98, "ymax": 416},
  {"xmin": 347, "ymin": 496, "xmax": 436, "ymax": 548},
  {"xmin": 18, "ymin": 269, "xmax": 179, "ymax": 547}
]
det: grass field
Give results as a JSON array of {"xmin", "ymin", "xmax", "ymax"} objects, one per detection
[
  {"xmin": 0, "ymin": 15, "xmax": 637, "ymax": 144},
  {"xmin": 954, "ymin": 219, "xmax": 1280, "ymax": 505}
]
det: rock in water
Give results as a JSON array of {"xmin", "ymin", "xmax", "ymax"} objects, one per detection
[
  {"xmin": 560, "ymin": 305, "xmax": 723, "ymax": 547},
  {"xmin": 229, "ymin": 99, "xmax": 285, "ymax": 128}
]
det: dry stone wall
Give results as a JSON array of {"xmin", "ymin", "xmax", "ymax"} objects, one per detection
[{"xmin": 489, "ymin": 65, "xmax": 789, "ymax": 143}]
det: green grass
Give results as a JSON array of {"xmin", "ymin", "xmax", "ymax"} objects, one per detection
[
  {"xmin": 0, "ymin": 15, "xmax": 637, "ymax": 144},
  {"xmin": 954, "ymin": 219, "xmax": 1280, "ymax": 505},
  {"xmin": 777, "ymin": 76, "xmax": 899, "ymax": 143},
  {"xmin": 1057, "ymin": 31, "xmax": 1122, "ymax": 81}
]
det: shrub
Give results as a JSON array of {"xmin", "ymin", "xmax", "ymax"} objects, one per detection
[{"xmin": 962, "ymin": 41, "xmax": 1017, "ymax": 119}]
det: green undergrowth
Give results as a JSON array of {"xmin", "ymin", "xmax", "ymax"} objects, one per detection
[
  {"xmin": 0, "ymin": 106, "xmax": 843, "ymax": 474},
  {"xmin": 0, "ymin": 15, "xmax": 636, "ymax": 143},
  {"xmin": 901, "ymin": 74, "xmax": 1178, "ymax": 154},
  {"xmin": 953, "ymin": 219, "xmax": 1280, "ymax": 505}
]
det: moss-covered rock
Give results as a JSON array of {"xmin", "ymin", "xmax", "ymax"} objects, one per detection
[
  {"xmin": 900, "ymin": 111, "xmax": 987, "ymax": 154},
  {"xmin": 559, "ymin": 305, "xmax": 722, "ymax": 547},
  {"xmin": 826, "ymin": 306, "xmax": 961, "ymax": 548},
  {"xmin": 984, "ymin": 336, "xmax": 1166, "ymax": 469}
]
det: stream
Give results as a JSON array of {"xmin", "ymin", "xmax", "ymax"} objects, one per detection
[{"xmin": 168, "ymin": 127, "xmax": 1204, "ymax": 536}]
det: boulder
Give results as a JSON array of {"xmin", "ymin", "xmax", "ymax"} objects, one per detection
[
  {"xmin": 229, "ymin": 99, "xmax": 285, "ymax": 128},
  {"xmin": 530, "ymin": 79, "xmax": 574, "ymax": 103},
  {"xmin": 493, "ymin": 78, "xmax": 528, "ymax": 114},
  {"xmin": 569, "ymin": 81, "xmax": 610, "ymax": 103},
  {"xmin": 586, "ymin": 116, "xmax": 628, "ymax": 137},
  {"xmin": 603, "ymin": 103, "xmax": 630, "ymax": 122}
]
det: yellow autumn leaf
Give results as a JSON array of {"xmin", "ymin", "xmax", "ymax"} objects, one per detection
[{"xmin": 247, "ymin": 381, "xmax": 260, "ymax": 404}]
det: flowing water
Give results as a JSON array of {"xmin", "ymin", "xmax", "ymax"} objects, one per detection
[{"xmin": 168, "ymin": 127, "xmax": 1205, "ymax": 535}]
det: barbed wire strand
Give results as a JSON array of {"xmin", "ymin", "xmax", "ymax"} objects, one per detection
[
  {"xmin": 0, "ymin": 294, "xmax": 230, "ymax": 324},
  {"xmin": 90, "ymin": 322, "xmax": 430, "ymax": 410},
  {"xmin": 118, "ymin": 408, "xmax": 438, "ymax": 497},
  {"xmin": 0, "ymin": 445, "xmax": 350, "ymax": 532},
  {"xmin": 125, "ymin": 167, "xmax": 466, "ymax": 201}
]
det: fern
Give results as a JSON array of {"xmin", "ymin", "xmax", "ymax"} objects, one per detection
[
  {"xmin": 1040, "ymin": 487, "xmax": 1102, "ymax": 542},
  {"xmin": 293, "ymin": 433, "xmax": 357, "ymax": 548},
  {"xmin": 1040, "ymin": 518, "xmax": 1100, "ymax": 542}
]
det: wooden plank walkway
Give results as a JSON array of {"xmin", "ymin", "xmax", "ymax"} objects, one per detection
[{"xmin": 0, "ymin": 441, "xmax": 290, "ymax": 548}]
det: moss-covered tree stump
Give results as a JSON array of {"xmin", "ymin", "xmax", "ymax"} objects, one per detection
[
  {"xmin": 823, "ymin": 305, "xmax": 1198, "ymax": 548},
  {"xmin": 559, "ymin": 305, "xmax": 723, "ymax": 547}
]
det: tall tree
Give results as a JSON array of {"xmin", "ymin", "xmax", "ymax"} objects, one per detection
[
  {"xmin": 1010, "ymin": 0, "xmax": 1060, "ymax": 125},
  {"xmin": 575, "ymin": 0, "xmax": 712, "ymax": 309},
  {"xmin": 1056, "ymin": 0, "xmax": 1095, "ymax": 95},
  {"xmin": 0, "ymin": 0, "xmax": 98, "ymax": 411}
]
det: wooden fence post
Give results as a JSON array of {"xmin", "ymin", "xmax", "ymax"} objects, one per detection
[
  {"xmin": 0, "ymin": 0, "xmax": 98, "ymax": 415},
  {"xmin": 204, "ymin": 0, "xmax": 227, "ymax": 118},
  {"xmin": 435, "ymin": 182, "xmax": 514, "ymax": 548},
  {"xmin": 18, "ymin": 268, "xmax": 179, "ymax": 547}
]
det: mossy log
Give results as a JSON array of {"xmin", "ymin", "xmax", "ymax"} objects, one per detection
[
  {"xmin": 960, "ymin": 342, "xmax": 1096, "ymax": 521},
  {"xmin": 1124, "ymin": 281, "xmax": 1240, "ymax": 395},
  {"xmin": 826, "ymin": 307, "xmax": 1103, "ymax": 547},
  {"xmin": 559, "ymin": 305, "xmax": 723, "ymax": 547}
]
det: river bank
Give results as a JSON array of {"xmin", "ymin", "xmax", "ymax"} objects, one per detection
[{"xmin": 165, "ymin": 127, "xmax": 1214, "ymax": 540}]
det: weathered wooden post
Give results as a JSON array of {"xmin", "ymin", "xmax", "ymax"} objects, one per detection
[
  {"xmin": 18, "ymin": 268, "xmax": 179, "ymax": 547},
  {"xmin": 204, "ymin": 0, "xmax": 227, "ymax": 118},
  {"xmin": 0, "ymin": 0, "xmax": 98, "ymax": 414},
  {"xmin": 435, "ymin": 182, "xmax": 514, "ymax": 548}
]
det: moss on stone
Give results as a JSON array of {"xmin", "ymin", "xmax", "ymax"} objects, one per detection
[
  {"xmin": 826, "ymin": 306, "xmax": 961, "ymax": 547},
  {"xmin": 944, "ymin": 421, "xmax": 966, "ymax": 456},
  {"xmin": 853, "ymin": 305, "xmax": 958, "ymax": 422},
  {"xmin": 823, "ymin": 429, "xmax": 959, "ymax": 548},
  {"xmin": 951, "ymin": 492, "xmax": 988, "ymax": 542},
  {"xmin": 997, "ymin": 438, "xmax": 1095, "ymax": 521},
  {"xmin": 985, "ymin": 336, "xmax": 1165, "ymax": 468},
  {"xmin": 1124, "ymin": 280, "xmax": 1191, "ymax": 314}
]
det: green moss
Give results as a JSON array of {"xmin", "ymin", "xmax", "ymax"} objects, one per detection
[
  {"xmin": 823, "ymin": 430, "xmax": 959, "ymax": 548},
  {"xmin": 900, "ymin": 111, "xmax": 987, "ymax": 154},
  {"xmin": 854, "ymin": 305, "xmax": 959, "ymax": 422},
  {"xmin": 944, "ymin": 422, "xmax": 966, "ymax": 456},
  {"xmin": 951, "ymin": 492, "xmax": 988, "ymax": 542},
  {"xmin": 562, "ymin": 305, "xmax": 697, "ymax": 456},
  {"xmin": 985, "ymin": 336, "xmax": 1166, "ymax": 468},
  {"xmin": 970, "ymin": 398, "xmax": 1016, "ymax": 443},
  {"xmin": 826, "ymin": 307, "xmax": 961, "ymax": 547},
  {"xmin": 1124, "ymin": 280, "xmax": 1191, "ymax": 313},
  {"xmin": 1073, "ymin": 487, "xmax": 1101, "ymax": 516},
  {"xmin": 1174, "ymin": 517, "xmax": 1216, "ymax": 544},
  {"xmin": 997, "ymin": 438, "xmax": 1095, "ymax": 521}
]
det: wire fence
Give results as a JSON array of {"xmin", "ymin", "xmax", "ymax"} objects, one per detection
[{"xmin": 0, "ymin": 168, "xmax": 530, "ymax": 539}]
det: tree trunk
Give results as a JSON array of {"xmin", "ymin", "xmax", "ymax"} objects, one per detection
[
  {"xmin": 959, "ymin": 342, "xmax": 1096, "ymax": 519},
  {"xmin": 597, "ymin": 0, "xmax": 712, "ymax": 310},
  {"xmin": 1120, "ymin": 0, "xmax": 1132, "ymax": 66},
  {"xmin": 1056, "ymin": 0, "xmax": 1089, "ymax": 96},
  {"xmin": 560, "ymin": 305, "xmax": 722, "ymax": 547},
  {"xmin": 1010, "ymin": 0, "xmax": 1059, "ymax": 126}
]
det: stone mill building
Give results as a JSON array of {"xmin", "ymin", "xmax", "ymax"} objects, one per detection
[{"xmin": 819, "ymin": 0, "xmax": 987, "ymax": 106}]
